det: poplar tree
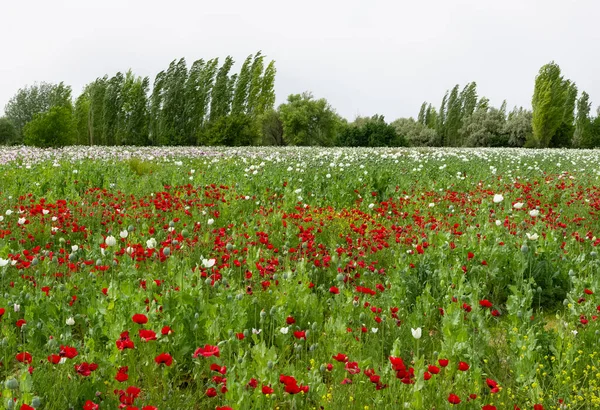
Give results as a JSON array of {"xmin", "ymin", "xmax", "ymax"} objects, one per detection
[
  {"xmin": 246, "ymin": 52, "xmax": 265, "ymax": 116},
  {"xmin": 257, "ymin": 60, "xmax": 276, "ymax": 115},
  {"xmin": 531, "ymin": 62, "xmax": 570, "ymax": 147},
  {"xmin": 574, "ymin": 91, "xmax": 592, "ymax": 147},
  {"xmin": 445, "ymin": 85, "xmax": 462, "ymax": 146},
  {"xmin": 209, "ymin": 56, "xmax": 235, "ymax": 123},
  {"xmin": 232, "ymin": 55, "xmax": 253, "ymax": 115}
]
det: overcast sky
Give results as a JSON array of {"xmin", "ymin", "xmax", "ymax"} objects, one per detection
[{"xmin": 1, "ymin": 0, "xmax": 598, "ymax": 120}]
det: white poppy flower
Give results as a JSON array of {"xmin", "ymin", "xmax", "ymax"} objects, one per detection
[{"xmin": 411, "ymin": 327, "xmax": 422, "ymax": 340}]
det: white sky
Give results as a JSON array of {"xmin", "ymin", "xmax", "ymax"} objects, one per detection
[{"xmin": 1, "ymin": 0, "xmax": 598, "ymax": 120}]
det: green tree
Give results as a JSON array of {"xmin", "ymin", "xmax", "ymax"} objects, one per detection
[
  {"xmin": 23, "ymin": 105, "xmax": 75, "ymax": 147},
  {"xmin": 531, "ymin": 62, "xmax": 572, "ymax": 147},
  {"xmin": 246, "ymin": 52, "xmax": 265, "ymax": 116},
  {"xmin": 436, "ymin": 92, "xmax": 448, "ymax": 144},
  {"xmin": 0, "ymin": 117, "xmax": 17, "ymax": 145},
  {"xmin": 149, "ymin": 70, "xmax": 166, "ymax": 145},
  {"xmin": 445, "ymin": 85, "xmax": 462, "ymax": 146},
  {"xmin": 74, "ymin": 93, "xmax": 91, "ymax": 145},
  {"xmin": 551, "ymin": 82, "xmax": 577, "ymax": 147},
  {"xmin": 102, "ymin": 72, "xmax": 125, "ymax": 146},
  {"xmin": 231, "ymin": 55, "xmax": 253, "ymax": 116},
  {"xmin": 392, "ymin": 118, "xmax": 440, "ymax": 146},
  {"xmin": 504, "ymin": 107, "xmax": 533, "ymax": 147},
  {"xmin": 338, "ymin": 115, "xmax": 401, "ymax": 147},
  {"xmin": 460, "ymin": 82, "xmax": 478, "ymax": 119},
  {"xmin": 278, "ymin": 92, "xmax": 341, "ymax": 146},
  {"xmin": 162, "ymin": 59, "xmax": 189, "ymax": 145},
  {"xmin": 574, "ymin": 91, "xmax": 592, "ymax": 148},
  {"xmin": 4, "ymin": 82, "xmax": 72, "ymax": 141},
  {"xmin": 459, "ymin": 106, "xmax": 507, "ymax": 147},
  {"xmin": 209, "ymin": 56, "xmax": 235, "ymax": 124},
  {"xmin": 260, "ymin": 110, "xmax": 285, "ymax": 145},
  {"xmin": 257, "ymin": 60, "xmax": 277, "ymax": 115},
  {"xmin": 201, "ymin": 113, "xmax": 260, "ymax": 146},
  {"xmin": 120, "ymin": 71, "xmax": 150, "ymax": 145}
]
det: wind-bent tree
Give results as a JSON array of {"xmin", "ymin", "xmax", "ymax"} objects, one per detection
[
  {"xmin": 209, "ymin": 56, "xmax": 235, "ymax": 125},
  {"xmin": 445, "ymin": 85, "xmax": 462, "ymax": 146},
  {"xmin": 257, "ymin": 61, "xmax": 277, "ymax": 115},
  {"xmin": 246, "ymin": 52, "xmax": 265, "ymax": 116},
  {"xmin": 574, "ymin": 91, "xmax": 593, "ymax": 148},
  {"xmin": 531, "ymin": 62, "xmax": 572, "ymax": 147},
  {"xmin": 231, "ymin": 55, "xmax": 253, "ymax": 116}
]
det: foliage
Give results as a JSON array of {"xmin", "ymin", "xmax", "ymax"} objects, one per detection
[
  {"xmin": 279, "ymin": 92, "xmax": 341, "ymax": 146},
  {"xmin": 4, "ymin": 82, "xmax": 72, "ymax": 140},
  {"xmin": 201, "ymin": 113, "xmax": 261, "ymax": 146},
  {"xmin": 504, "ymin": 107, "xmax": 533, "ymax": 147},
  {"xmin": 0, "ymin": 116, "xmax": 17, "ymax": 145},
  {"xmin": 531, "ymin": 62, "xmax": 574, "ymax": 147},
  {"xmin": 23, "ymin": 105, "xmax": 75, "ymax": 147},
  {"xmin": 339, "ymin": 115, "xmax": 403, "ymax": 147},
  {"xmin": 459, "ymin": 107, "xmax": 507, "ymax": 147},
  {"xmin": 392, "ymin": 118, "xmax": 440, "ymax": 146}
]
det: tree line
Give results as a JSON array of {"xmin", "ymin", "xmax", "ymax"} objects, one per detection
[{"xmin": 1, "ymin": 59, "xmax": 599, "ymax": 148}]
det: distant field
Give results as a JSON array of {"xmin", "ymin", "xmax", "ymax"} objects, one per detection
[{"xmin": 1, "ymin": 147, "xmax": 600, "ymax": 409}]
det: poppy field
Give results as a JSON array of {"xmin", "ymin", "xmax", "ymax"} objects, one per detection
[{"xmin": 1, "ymin": 146, "xmax": 600, "ymax": 410}]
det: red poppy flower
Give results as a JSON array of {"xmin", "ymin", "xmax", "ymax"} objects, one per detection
[
  {"xmin": 424, "ymin": 371, "xmax": 432, "ymax": 380},
  {"xmin": 533, "ymin": 405, "xmax": 544, "ymax": 410},
  {"xmin": 20, "ymin": 405, "xmax": 35, "ymax": 410},
  {"xmin": 428, "ymin": 364, "xmax": 440, "ymax": 374},
  {"xmin": 235, "ymin": 332, "xmax": 245, "ymax": 340},
  {"xmin": 345, "ymin": 361, "xmax": 360, "ymax": 375},
  {"xmin": 286, "ymin": 316, "xmax": 296, "ymax": 324},
  {"xmin": 584, "ymin": 288, "xmax": 594, "ymax": 295},
  {"xmin": 114, "ymin": 366, "xmax": 129, "ymax": 382},
  {"xmin": 329, "ymin": 286, "xmax": 340, "ymax": 294},
  {"xmin": 482, "ymin": 405, "xmax": 497, "ymax": 410},
  {"xmin": 16, "ymin": 319, "xmax": 26, "ymax": 328},
  {"xmin": 16, "ymin": 352, "xmax": 33, "ymax": 364},
  {"xmin": 491, "ymin": 309, "xmax": 501, "ymax": 317},
  {"xmin": 132, "ymin": 314, "xmax": 148, "ymax": 324},
  {"xmin": 458, "ymin": 361, "xmax": 470, "ymax": 371},
  {"xmin": 139, "ymin": 329, "xmax": 157, "ymax": 341},
  {"xmin": 0, "ymin": 307, "xmax": 4, "ymax": 317},
  {"xmin": 161, "ymin": 326, "xmax": 173, "ymax": 335},
  {"xmin": 83, "ymin": 401, "xmax": 99, "ymax": 410},
  {"xmin": 193, "ymin": 344, "xmax": 220, "ymax": 358},
  {"xmin": 59, "ymin": 345, "xmax": 78, "ymax": 359},
  {"xmin": 75, "ymin": 362, "xmax": 98, "ymax": 376},
  {"xmin": 293, "ymin": 330, "xmax": 306, "ymax": 339},
  {"xmin": 262, "ymin": 385, "xmax": 274, "ymax": 395},
  {"xmin": 479, "ymin": 300, "xmax": 493, "ymax": 308},
  {"xmin": 210, "ymin": 363, "xmax": 227, "ymax": 374},
  {"xmin": 154, "ymin": 352, "xmax": 173, "ymax": 366},
  {"xmin": 48, "ymin": 354, "xmax": 61, "ymax": 364},
  {"xmin": 333, "ymin": 353, "xmax": 349, "ymax": 362},
  {"xmin": 206, "ymin": 387, "xmax": 218, "ymax": 398},
  {"xmin": 116, "ymin": 331, "xmax": 135, "ymax": 350},
  {"xmin": 438, "ymin": 358, "xmax": 449, "ymax": 367},
  {"xmin": 448, "ymin": 393, "xmax": 461, "ymax": 404},
  {"xmin": 247, "ymin": 378, "xmax": 258, "ymax": 389}
]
